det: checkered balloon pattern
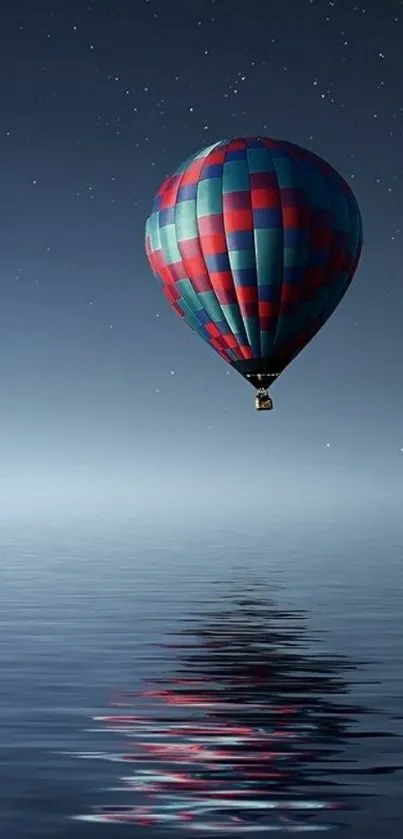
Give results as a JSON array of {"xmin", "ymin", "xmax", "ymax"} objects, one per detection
[{"xmin": 145, "ymin": 137, "xmax": 363, "ymax": 372}]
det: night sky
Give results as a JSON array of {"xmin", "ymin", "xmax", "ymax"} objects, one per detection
[{"xmin": 1, "ymin": 0, "xmax": 402, "ymax": 519}]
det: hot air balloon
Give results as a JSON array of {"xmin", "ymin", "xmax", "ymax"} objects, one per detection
[{"xmin": 145, "ymin": 137, "xmax": 363, "ymax": 411}]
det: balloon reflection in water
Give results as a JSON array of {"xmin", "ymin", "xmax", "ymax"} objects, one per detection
[{"xmin": 73, "ymin": 589, "xmax": 376, "ymax": 833}]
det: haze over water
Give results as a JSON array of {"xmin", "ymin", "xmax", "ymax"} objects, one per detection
[{"xmin": 0, "ymin": 505, "xmax": 402, "ymax": 837}]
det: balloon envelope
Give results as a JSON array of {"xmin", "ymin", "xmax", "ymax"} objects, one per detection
[{"xmin": 145, "ymin": 137, "xmax": 363, "ymax": 392}]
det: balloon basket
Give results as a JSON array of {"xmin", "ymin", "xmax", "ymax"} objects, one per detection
[{"xmin": 255, "ymin": 389, "xmax": 273, "ymax": 411}]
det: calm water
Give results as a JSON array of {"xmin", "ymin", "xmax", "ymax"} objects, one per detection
[{"xmin": 0, "ymin": 512, "xmax": 402, "ymax": 837}]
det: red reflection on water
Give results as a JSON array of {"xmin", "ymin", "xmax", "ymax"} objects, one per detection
[{"xmin": 74, "ymin": 593, "xmax": 365, "ymax": 832}]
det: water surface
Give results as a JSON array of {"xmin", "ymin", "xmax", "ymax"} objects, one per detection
[{"xmin": 0, "ymin": 513, "xmax": 402, "ymax": 837}]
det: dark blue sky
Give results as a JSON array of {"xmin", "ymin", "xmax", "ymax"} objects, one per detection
[{"xmin": 0, "ymin": 0, "xmax": 402, "ymax": 517}]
